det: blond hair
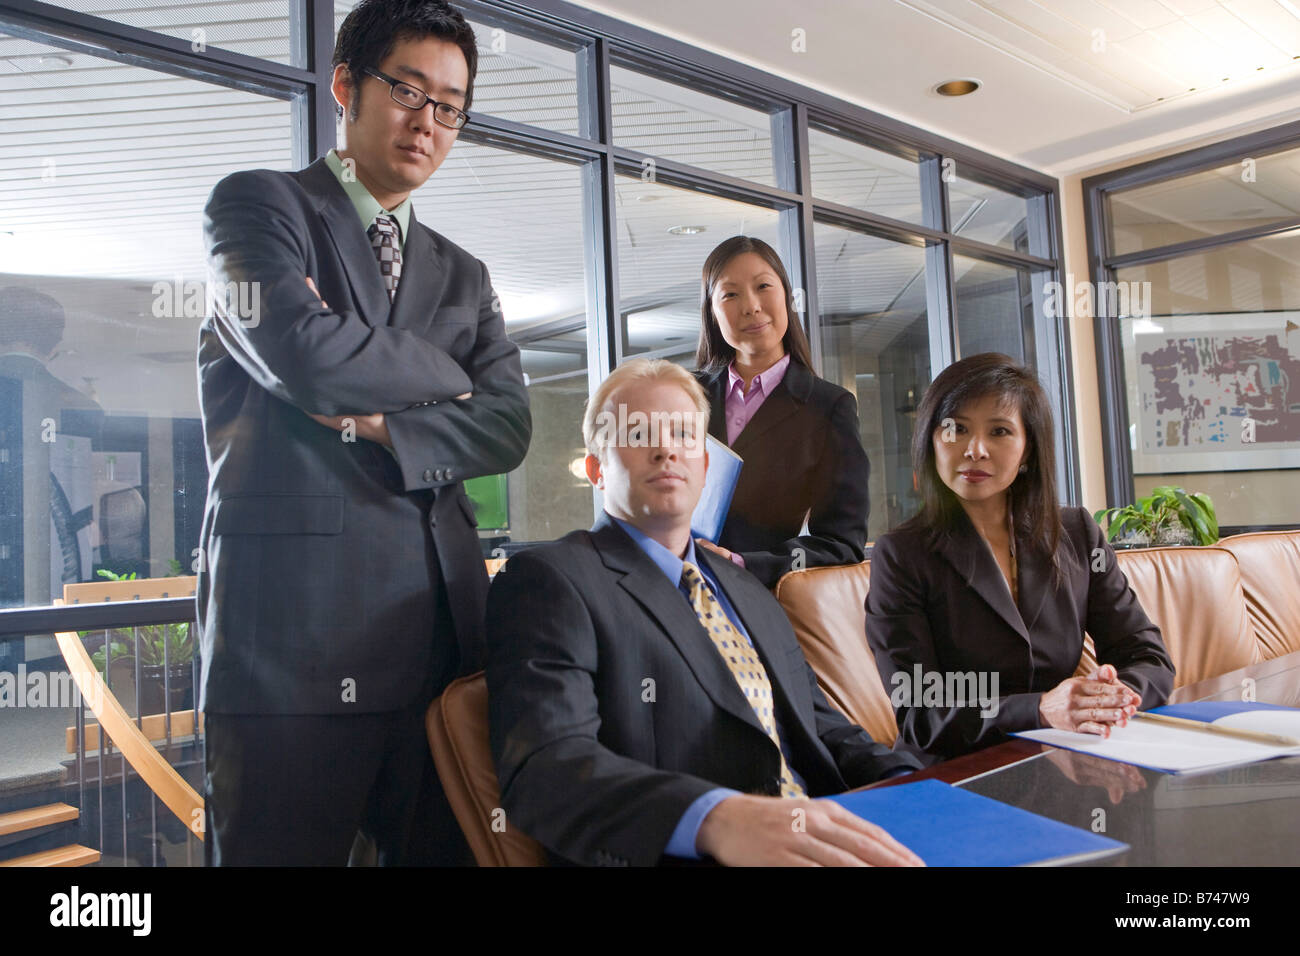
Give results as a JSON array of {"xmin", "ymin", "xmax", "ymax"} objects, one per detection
[{"xmin": 582, "ymin": 358, "xmax": 710, "ymax": 459}]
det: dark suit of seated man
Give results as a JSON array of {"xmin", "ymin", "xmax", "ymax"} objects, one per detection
[{"xmin": 486, "ymin": 358, "xmax": 925, "ymax": 867}]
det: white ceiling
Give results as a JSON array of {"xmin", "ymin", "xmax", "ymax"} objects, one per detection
[{"xmin": 571, "ymin": 0, "xmax": 1300, "ymax": 175}]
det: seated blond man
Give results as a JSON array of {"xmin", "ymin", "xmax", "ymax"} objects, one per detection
[{"xmin": 485, "ymin": 358, "xmax": 923, "ymax": 866}]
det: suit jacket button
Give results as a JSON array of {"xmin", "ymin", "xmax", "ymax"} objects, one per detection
[
  {"xmin": 434, "ymin": 468, "xmax": 446, "ymax": 480},
  {"xmin": 422, "ymin": 468, "xmax": 434, "ymax": 482},
  {"xmin": 445, "ymin": 468, "xmax": 454, "ymax": 480}
]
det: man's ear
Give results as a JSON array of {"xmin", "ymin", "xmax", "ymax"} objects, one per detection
[
  {"xmin": 584, "ymin": 453, "xmax": 603, "ymax": 490},
  {"xmin": 330, "ymin": 63, "xmax": 354, "ymax": 116}
]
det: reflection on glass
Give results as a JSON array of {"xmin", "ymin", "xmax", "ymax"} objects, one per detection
[
  {"xmin": 949, "ymin": 176, "xmax": 1031, "ymax": 251},
  {"xmin": 1116, "ymin": 230, "xmax": 1300, "ymax": 528},
  {"xmin": 616, "ymin": 176, "xmax": 783, "ymax": 357},
  {"xmin": 610, "ymin": 65, "xmax": 777, "ymax": 186},
  {"xmin": 1107, "ymin": 147, "xmax": 1300, "ymax": 256},
  {"xmin": 814, "ymin": 223, "xmax": 931, "ymax": 539},
  {"xmin": 0, "ymin": 33, "xmax": 293, "ymax": 610},
  {"xmin": 68, "ymin": 0, "xmax": 300, "ymax": 65},
  {"xmin": 807, "ymin": 127, "xmax": 922, "ymax": 223},
  {"xmin": 952, "ymin": 255, "xmax": 1033, "ymax": 365},
  {"xmin": 414, "ymin": 141, "xmax": 593, "ymax": 543}
]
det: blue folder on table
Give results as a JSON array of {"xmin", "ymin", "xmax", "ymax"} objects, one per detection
[
  {"xmin": 826, "ymin": 779, "xmax": 1127, "ymax": 866},
  {"xmin": 690, "ymin": 436, "xmax": 742, "ymax": 543}
]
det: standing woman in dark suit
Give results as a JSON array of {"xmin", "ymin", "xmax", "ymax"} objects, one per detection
[
  {"xmin": 866, "ymin": 353, "xmax": 1174, "ymax": 759},
  {"xmin": 692, "ymin": 236, "xmax": 872, "ymax": 588}
]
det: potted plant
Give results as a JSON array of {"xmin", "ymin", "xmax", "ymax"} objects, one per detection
[
  {"xmin": 87, "ymin": 570, "xmax": 195, "ymax": 714},
  {"xmin": 1093, "ymin": 486, "xmax": 1218, "ymax": 548}
]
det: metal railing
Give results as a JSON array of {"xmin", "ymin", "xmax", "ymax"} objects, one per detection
[{"xmin": 0, "ymin": 595, "xmax": 201, "ymax": 866}]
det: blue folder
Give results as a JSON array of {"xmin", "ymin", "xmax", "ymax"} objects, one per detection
[
  {"xmin": 690, "ymin": 436, "xmax": 743, "ymax": 543},
  {"xmin": 826, "ymin": 779, "xmax": 1127, "ymax": 866}
]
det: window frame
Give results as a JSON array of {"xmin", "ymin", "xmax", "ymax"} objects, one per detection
[{"xmin": 1083, "ymin": 118, "xmax": 1300, "ymax": 533}]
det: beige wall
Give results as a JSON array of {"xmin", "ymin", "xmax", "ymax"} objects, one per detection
[{"xmin": 1057, "ymin": 121, "xmax": 1296, "ymax": 517}]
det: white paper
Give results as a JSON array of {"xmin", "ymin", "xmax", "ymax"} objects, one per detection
[{"xmin": 1016, "ymin": 720, "xmax": 1300, "ymax": 775}]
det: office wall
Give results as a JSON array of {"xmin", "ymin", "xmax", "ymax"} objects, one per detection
[{"xmin": 1058, "ymin": 118, "xmax": 1296, "ymax": 517}]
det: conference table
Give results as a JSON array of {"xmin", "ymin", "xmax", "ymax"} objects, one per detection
[{"xmin": 874, "ymin": 650, "xmax": 1300, "ymax": 865}]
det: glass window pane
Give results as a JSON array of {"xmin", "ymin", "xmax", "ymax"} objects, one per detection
[
  {"xmin": 1107, "ymin": 147, "xmax": 1300, "ymax": 256},
  {"xmin": 0, "ymin": 33, "xmax": 293, "ymax": 610},
  {"xmin": 610, "ymin": 65, "xmax": 778, "ymax": 186},
  {"xmin": 615, "ymin": 177, "xmax": 783, "ymax": 357},
  {"xmin": 1116, "ymin": 230, "xmax": 1300, "ymax": 528},
  {"xmin": 814, "ymin": 223, "xmax": 931, "ymax": 539},
  {"xmin": 807, "ymin": 127, "xmax": 923, "ymax": 223},
  {"xmin": 413, "ymin": 142, "xmax": 593, "ymax": 544},
  {"xmin": 334, "ymin": 2, "xmax": 583, "ymax": 136},
  {"xmin": 61, "ymin": 0, "xmax": 301, "ymax": 66},
  {"xmin": 952, "ymin": 255, "xmax": 1034, "ymax": 365},
  {"xmin": 949, "ymin": 176, "xmax": 1031, "ymax": 252}
]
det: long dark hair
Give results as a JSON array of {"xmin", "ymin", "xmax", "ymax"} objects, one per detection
[
  {"xmin": 906, "ymin": 353, "xmax": 1062, "ymax": 565},
  {"xmin": 695, "ymin": 236, "xmax": 814, "ymax": 372}
]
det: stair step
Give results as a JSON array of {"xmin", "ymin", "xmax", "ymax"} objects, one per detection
[
  {"xmin": 0, "ymin": 844, "xmax": 100, "ymax": 867},
  {"xmin": 0, "ymin": 803, "xmax": 79, "ymax": 837}
]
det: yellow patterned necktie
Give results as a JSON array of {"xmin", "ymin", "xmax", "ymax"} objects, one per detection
[{"xmin": 680, "ymin": 561, "xmax": 806, "ymax": 798}]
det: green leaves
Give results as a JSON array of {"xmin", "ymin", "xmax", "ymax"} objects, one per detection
[
  {"xmin": 88, "ymin": 623, "xmax": 193, "ymax": 674},
  {"xmin": 1094, "ymin": 487, "xmax": 1219, "ymax": 546}
]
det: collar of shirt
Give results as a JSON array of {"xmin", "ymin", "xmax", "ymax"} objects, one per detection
[
  {"xmin": 609, "ymin": 515, "xmax": 697, "ymax": 585},
  {"xmin": 725, "ymin": 351, "xmax": 791, "ymax": 400},
  {"xmin": 324, "ymin": 149, "xmax": 412, "ymax": 251},
  {"xmin": 608, "ymin": 515, "xmax": 751, "ymax": 639}
]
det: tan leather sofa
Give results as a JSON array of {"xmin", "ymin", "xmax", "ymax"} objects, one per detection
[{"xmin": 773, "ymin": 530, "xmax": 1300, "ymax": 748}]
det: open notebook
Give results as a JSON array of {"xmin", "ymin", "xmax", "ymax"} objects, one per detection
[{"xmin": 1014, "ymin": 702, "xmax": 1300, "ymax": 775}]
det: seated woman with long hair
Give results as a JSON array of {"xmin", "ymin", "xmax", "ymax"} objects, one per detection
[{"xmin": 866, "ymin": 352, "xmax": 1175, "ymax": 759}]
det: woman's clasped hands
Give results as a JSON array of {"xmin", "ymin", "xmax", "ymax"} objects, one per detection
[{"xmin": 1037, "ymin": 663, "xmax": 1140, "ymax": 737}]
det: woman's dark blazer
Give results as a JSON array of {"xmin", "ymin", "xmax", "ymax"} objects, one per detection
[
  {"xmin": 694, "ymin": 360, "xmax": 871, "ymax": 589},
  {"xmin": 865, "ymin": 505, "xmax": 1175, "ymax": 759}
]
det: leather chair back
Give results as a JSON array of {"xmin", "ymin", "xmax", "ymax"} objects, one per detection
[
  {"xmin": 425, "ymin": 674, "xmax": 546, "ymax": 867},
  {"xmin": 1115, "ymin": 546, "xmax": 1259, "ymax": 687},
  {"xmin": 1217, "ymin": 531, "xmax": 1300, "ymax": 660},
  {"xmin": 772, "ymin": 561, "xmax": 899, "ymax": 746}
]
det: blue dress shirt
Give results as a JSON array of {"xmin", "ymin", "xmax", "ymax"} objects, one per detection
[{"xmin": 608, "ymin": 517, "xmax": 807, "ymax": 859}]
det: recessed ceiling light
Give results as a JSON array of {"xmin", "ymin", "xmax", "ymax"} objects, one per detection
[
  {"xmin": 38, "ymin": 55, "xmax": 73, "ymax": 68},
  {"xmin": 935, "ymin": 79, "xmax": 979, "ymax": 96},
  {"xmin": 668, "ymin": 225, "xmax": 706, "ymax": 235}
]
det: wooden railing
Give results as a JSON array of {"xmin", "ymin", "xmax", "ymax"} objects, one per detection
[{"xmin": 54, "ymin": 577, "xmax": 204, "ymax": 842}]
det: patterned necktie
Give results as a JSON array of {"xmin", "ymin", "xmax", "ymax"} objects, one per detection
[
  {"xmin": 680, "ymin": 561, "xmax": 806, "ymax": 798},
  {"xmin": 367, "ymin": 213, "xmax": 402, "ymax": 301}
]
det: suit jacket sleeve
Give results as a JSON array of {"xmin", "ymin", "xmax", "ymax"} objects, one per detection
[
  {"xmin": 1075, "ymin": 508, "xmax": 1176, "ymax": 706},
  {"xmin": 486, "ymin": 550, "xmax": 722, "ymax": 867},
  {"xmin": 806, "ymin": 655, "xmax": 923, "ymax": 785},
  {"xmin": 738, "ymin": 390, "xmax": 871, "ymax": 587},
  {"xmin": 383, "ymin": 258, "xmax": 531, "ymax": 492},
  {"xmin": 866, "ymin": 532, "xmax": 1044, "ymax": 757},
  {"xmin": 203, "ymin": 169, "xmax": 474, "ymax": 415}
]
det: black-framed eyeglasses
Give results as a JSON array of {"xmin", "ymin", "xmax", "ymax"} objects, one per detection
[{"xmin": 363, "ymin": 67, "xmax": 470, "ymax": 130}]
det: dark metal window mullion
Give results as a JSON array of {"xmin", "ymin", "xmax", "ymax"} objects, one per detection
[
  {"xmin": 920, "ymin": 155, "xmax": 956, "ymax": 377},
  {"xmin": 789, "ymin": 103, "xmax": 821, "ymax": 372},
  {"xmin": 1085, "ymin": 177, "xmax": 1136, "ymax": 510}
]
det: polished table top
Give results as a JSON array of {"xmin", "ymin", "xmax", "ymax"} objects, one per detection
[{"xmin": 877, "ymin": 651, "xmax": 1300, "ymax": 866}]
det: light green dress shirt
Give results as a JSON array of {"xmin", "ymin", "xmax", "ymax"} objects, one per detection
[{"xmin": 324, "ymin": 148, "xmax": 413, "ymax": 250}]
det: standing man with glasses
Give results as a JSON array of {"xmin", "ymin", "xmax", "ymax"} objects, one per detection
[{"xmin": 198, "ymin": 0, "xmax": 530, "ymax": 865}]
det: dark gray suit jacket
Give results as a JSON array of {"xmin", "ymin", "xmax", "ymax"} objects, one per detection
[
  {"xmin": 695, "ymin": 361, "xmax": 871, "ymax": 588},
  {"xmin": 486, "ymin": 514, "xmax": 920, "ymax": 866},
  {"xmin": 198, "ymin": 158, "xmax": 530, "ymax": 715},
  {"xmin": 866, "ymin": 506, "xmax": 1175, "ymax": 758}
]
